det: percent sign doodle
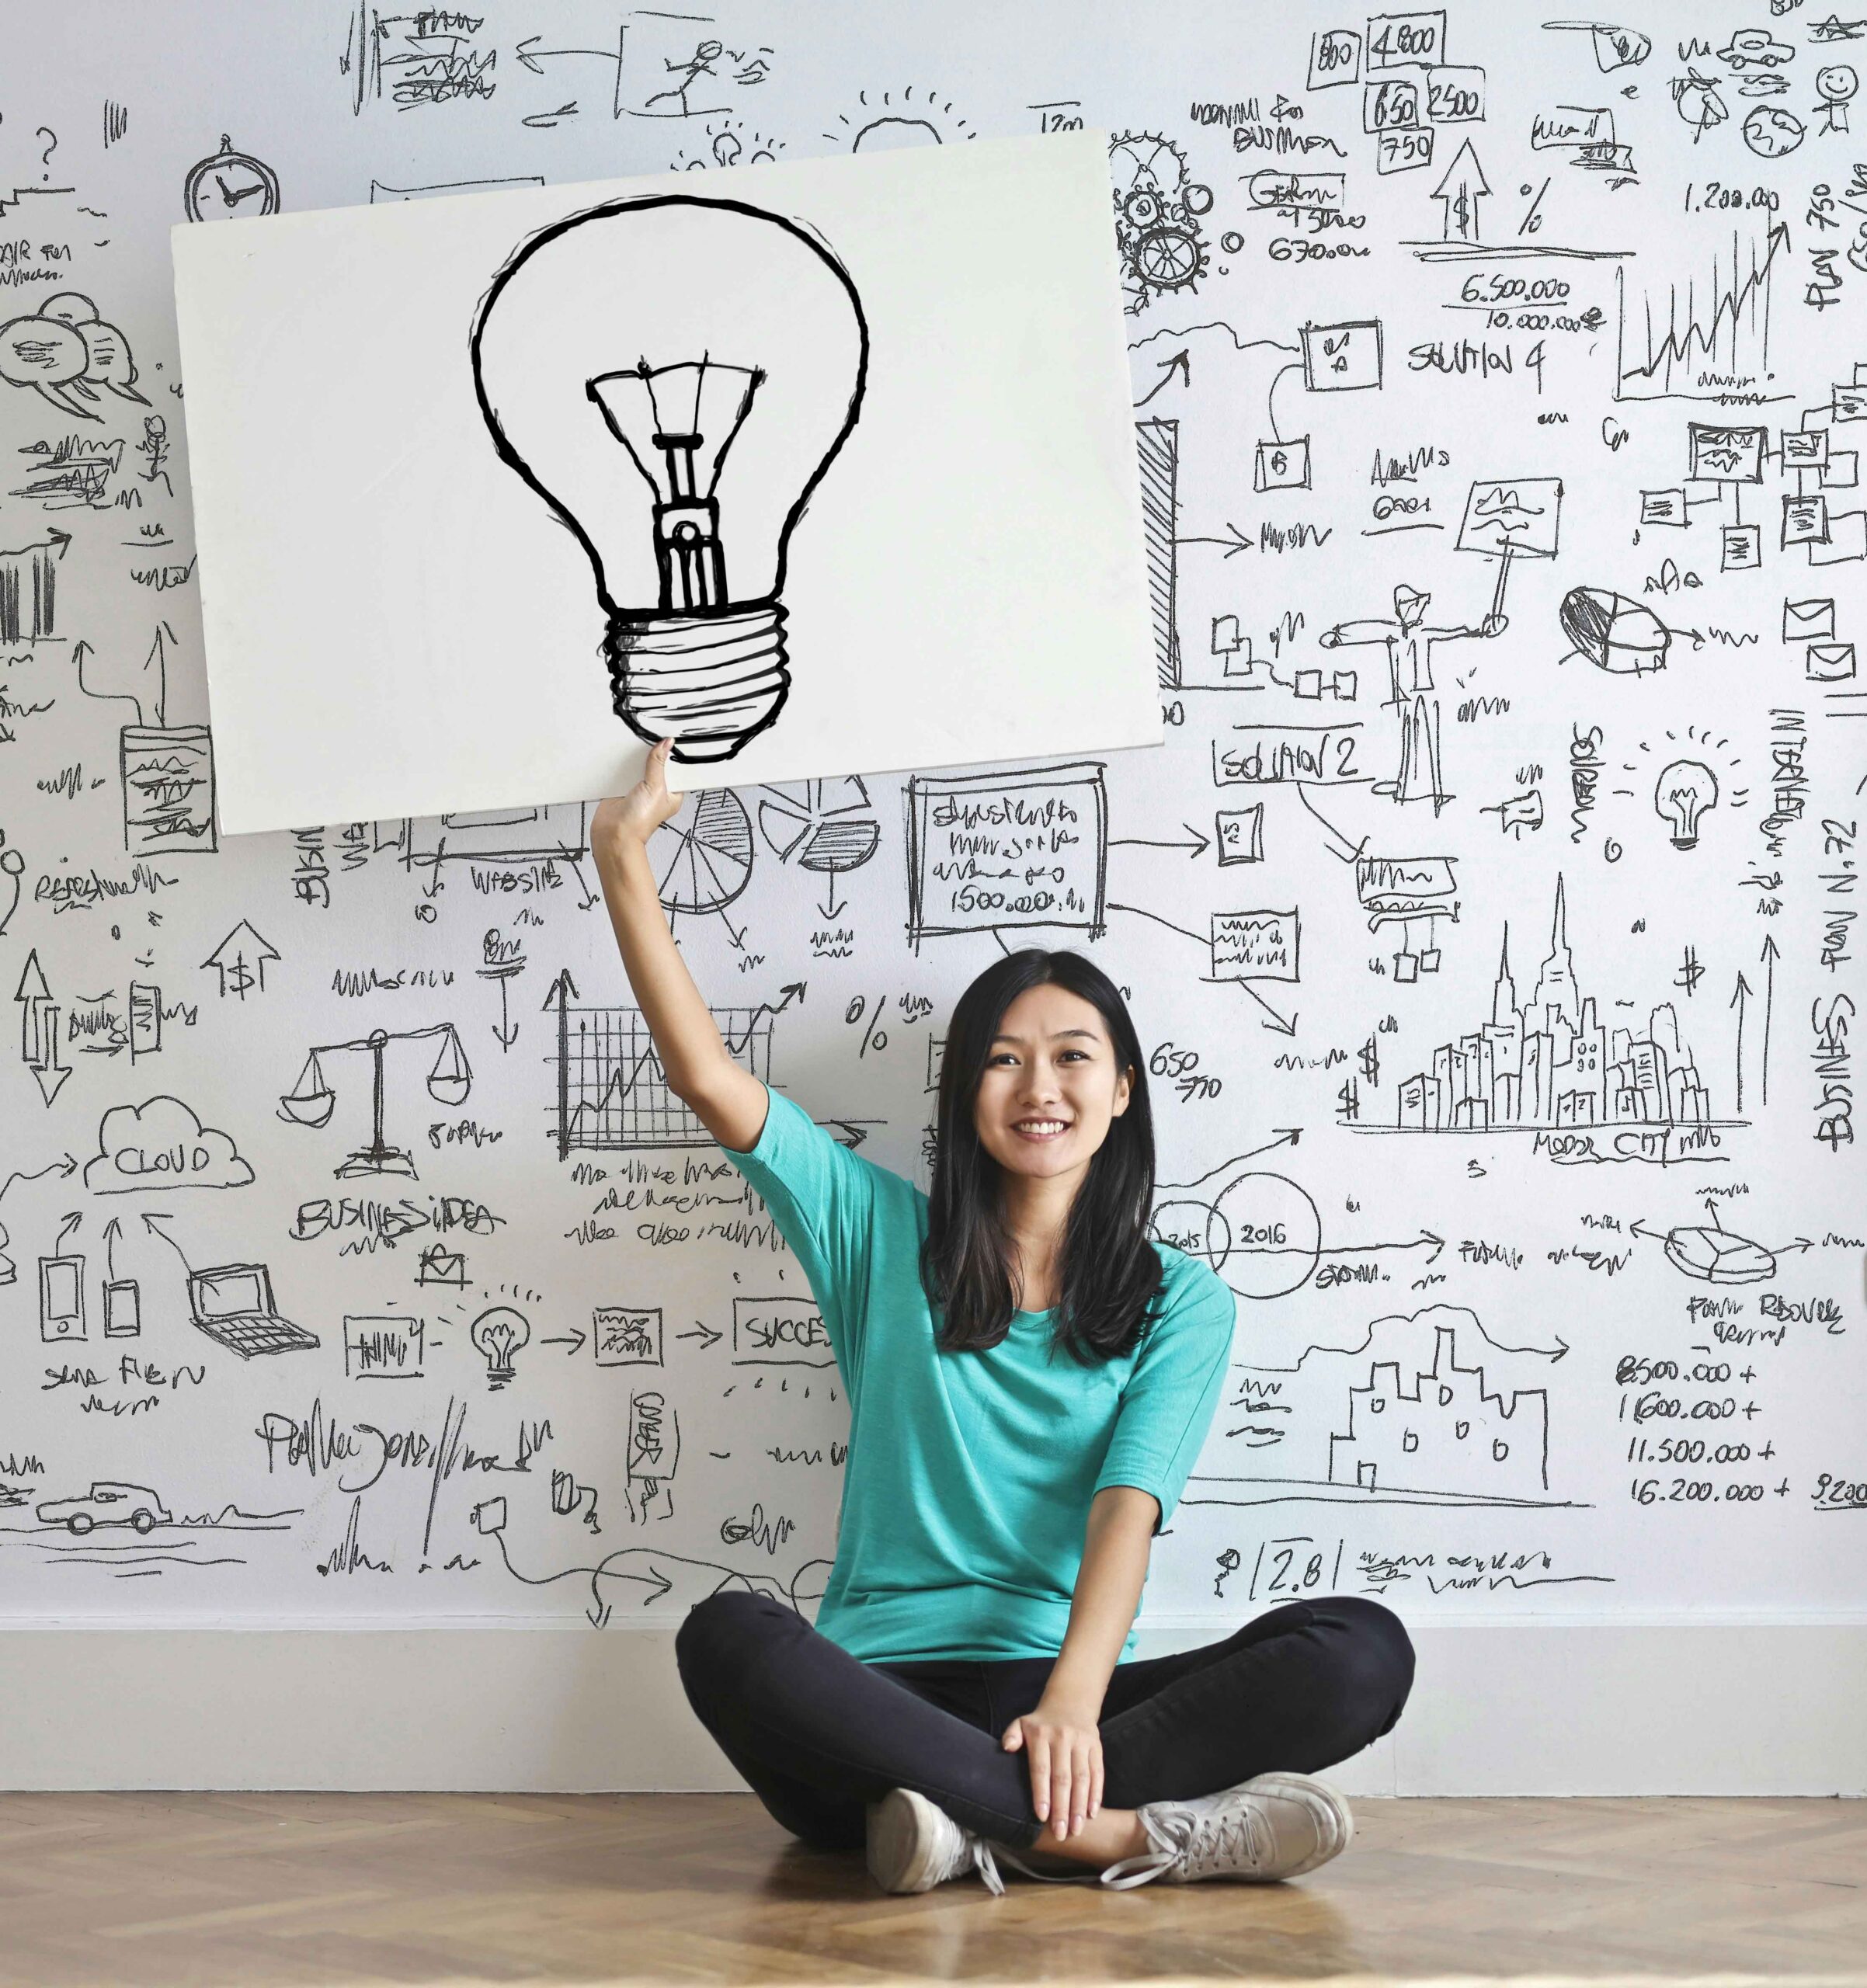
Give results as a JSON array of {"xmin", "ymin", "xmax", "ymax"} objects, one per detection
[{"xmin": 845, "ymin": 992, "xmax": 888, "ymax": 1057}]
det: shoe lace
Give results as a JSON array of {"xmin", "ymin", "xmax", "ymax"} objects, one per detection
[
  {"xmin": 994, "ymin": 1844, "xmax": 1099, "ymax": 1887},
  {"xmin": 1099, "ymin": 1809, "xmax": 1191, "ymax": 1889},
  {"xmin": 1181, "ymin": 1801, "xmax": 1271, "ymax": 1881},
  {"xmin": 967, "ymin": 1837, "xmax": 1007, "ymax": 1897},
  {"xmin": 1098, "ymin": 1800, "xmax": 1270, "ymax": 1889}
]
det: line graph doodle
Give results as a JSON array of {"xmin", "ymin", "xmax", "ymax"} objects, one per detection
[
  {"xmin": 544, "ymin": 976, "xmax": 781, "ymax": 1156},
  {"xmin": 1614, "ymin": 224, "xmax": 1789, "ymax": 402}
]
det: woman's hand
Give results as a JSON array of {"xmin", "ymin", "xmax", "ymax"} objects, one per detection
[
  {"xmin": 590, "ymin": 738, "xmax": 683, "ymax": 857},
  {"xmin": 1001, "ymin": 1696, "xmax": 1103, "ymax": 1841}
]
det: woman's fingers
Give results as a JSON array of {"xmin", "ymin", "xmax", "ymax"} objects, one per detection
[
  {"xmin": 1020, "ymin": 1724, "xmax": 1111, "ymax": 1840},
  {"xmin": 1013, "ymin": 1719, "xmax": 1111, "ymax": 1840},
  {"xmin": 1058, "ymin": 1743, "xmax": 1099, "ymax": 1839},
  {"xmin": 1028, "ymin": 1732, "xmax": 1048, "ymax": 1820},
  {"xmin": 1051, "ymin": 1756, "xmax": 1073, "ymax": 1838}
]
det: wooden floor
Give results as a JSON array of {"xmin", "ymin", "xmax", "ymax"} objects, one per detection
[{"xmin": 2, "ymin": 1792, "xmax": 1862, "ymax": 1987}]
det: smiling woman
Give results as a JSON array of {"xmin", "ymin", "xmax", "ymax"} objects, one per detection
[
  {"xmin": 584, "ymin": 747, "xmax": 1415, "ymax": 1898},
  {"xmin": 921, "ymin": 951, "xmax": 1163, "ymax": 1369}
]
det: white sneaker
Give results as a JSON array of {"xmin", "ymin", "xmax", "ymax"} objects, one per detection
[
  {"xmin": 865, "ymin": 1788, "xmax": 1100, "ymax": 1897},
  {"xmin": 1098, "ymin": 1772, "xmax": 1354, "ymax": 1888},
  {"xmin": 866, "ymin": 1788, "xmax": 1010, "ymax": 1896}
]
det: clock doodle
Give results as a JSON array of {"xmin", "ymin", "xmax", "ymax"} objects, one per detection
[{"xmin": 182, "ymin": 134, "xmax": 280, "ymax": 221}]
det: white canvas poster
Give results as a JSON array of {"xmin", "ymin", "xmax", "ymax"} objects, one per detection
[{"xmin": 170, "ymin": 130, "xmax": 1159, "ymax": 835}]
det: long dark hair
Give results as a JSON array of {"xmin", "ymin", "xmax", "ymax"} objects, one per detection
[{"xmin": 920, "ymin": 949, "xmax": 1165, "ymax": 1367}]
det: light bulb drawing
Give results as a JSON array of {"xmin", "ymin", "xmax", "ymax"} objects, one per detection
[
  {"xmin": 1653, "ymin": 759, "xmax": 1719, "ymax": 849},
  {"xmin": 278, "ymin": 1022, "xmax": 471, "ymax": 1177},
  {"xmin": 471, "ymin": 194, "xmax": 868, "ymax": 764},
  {"xmin": 469, "ymin": 1304, "xmax": 530, "ymax": 1388}
]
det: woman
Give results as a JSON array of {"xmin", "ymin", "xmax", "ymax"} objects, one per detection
[{"xmin": 591, "ymin": 740, "xmax": 1416, "ymax": 1896}]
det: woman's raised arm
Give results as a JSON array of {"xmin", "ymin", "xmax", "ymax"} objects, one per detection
[{"xmin": 589, "ymin": 739, "xmax": 770, "ymax": 1155}]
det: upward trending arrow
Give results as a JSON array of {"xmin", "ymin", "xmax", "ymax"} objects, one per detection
[{"xmin": 1433, "ymin": 138, "xmax": 1490, "ymax": 243}]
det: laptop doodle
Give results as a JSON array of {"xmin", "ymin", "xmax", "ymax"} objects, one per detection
[{"xmin": 186, "ymin": 1264, "xmax": 319, "ymax": 1358}]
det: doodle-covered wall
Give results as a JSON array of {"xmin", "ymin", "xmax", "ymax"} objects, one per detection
[{"xmin": 2, "ymin": 0, "xmax": 1862, "ymax": 1671}]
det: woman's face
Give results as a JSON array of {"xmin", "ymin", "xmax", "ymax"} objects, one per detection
[{"xmin": 972, "ymin": 983, "xmax": 1133, "ymax": 1181}]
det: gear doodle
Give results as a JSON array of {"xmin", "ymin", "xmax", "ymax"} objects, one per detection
[{"xmin": 1109, "ymin": 130, "xmax": 1213, "ymax": 314}]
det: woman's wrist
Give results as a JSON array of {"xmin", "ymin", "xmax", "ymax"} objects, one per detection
[{"xmin": 592, "ymin": 825, "xmax": 645, "ymax": 874}]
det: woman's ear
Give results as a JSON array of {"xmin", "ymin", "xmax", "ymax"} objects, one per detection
[{"xmin": 1112, "ymin": 1064, "xmax": 1135, "ymax": 1116}]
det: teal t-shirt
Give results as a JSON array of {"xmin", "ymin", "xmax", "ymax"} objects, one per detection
[{"xmin": 721, "ymin": 1085, "xmax": 1236, "ymax": 1665}]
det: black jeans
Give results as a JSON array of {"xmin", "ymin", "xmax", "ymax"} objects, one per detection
[{"xmin": 674, "ymin": 1588, "xmax": 1416, "ymax": 1852}]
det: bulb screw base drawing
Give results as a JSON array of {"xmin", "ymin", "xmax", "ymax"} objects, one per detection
[{"xmin": 603, "ymin": 600, "xmax": 788, "ymax": 762}]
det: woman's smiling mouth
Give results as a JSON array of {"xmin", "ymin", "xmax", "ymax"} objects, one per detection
[{"xmin": 1011, "ymin": 1118, "xmax": 1072, "ymax": 1141}]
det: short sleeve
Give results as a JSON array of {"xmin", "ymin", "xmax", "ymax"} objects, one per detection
[
  {"xmin": 1092, "ymin": 1267, "xmax": 1235, "ymax": 1534},
  {"xmin": 718, "ymin": 1086, "xmax": 881, "ymax": 1371}
]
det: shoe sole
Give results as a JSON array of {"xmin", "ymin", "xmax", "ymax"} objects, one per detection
[
  {"xmin": 1235, "ymin": 1772, "xmax": 1355, "ymax": 1879},
  {"xmin": 865, "ymin": 1788, "xmax": 950, "ymax": 1893}
]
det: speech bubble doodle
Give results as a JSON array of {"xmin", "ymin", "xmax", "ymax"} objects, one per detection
[{"xmin": 0, "ymin": 294, "xmax": 150, "ymax": 420}]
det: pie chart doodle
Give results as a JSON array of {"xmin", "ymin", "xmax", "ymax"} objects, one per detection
[{"xmin": 648, "ymin": 787, "xmax": 754, "ymax": 915}]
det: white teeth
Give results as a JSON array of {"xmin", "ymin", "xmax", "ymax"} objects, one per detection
[{"xmin": 1015, "ymin": 1120, "xmax": 1068, "ymax": 1133}]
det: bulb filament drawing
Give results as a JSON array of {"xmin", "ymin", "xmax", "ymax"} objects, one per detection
[{"xmin": 588, "ymin": 356, "xmax": 759, "ymax": 615}]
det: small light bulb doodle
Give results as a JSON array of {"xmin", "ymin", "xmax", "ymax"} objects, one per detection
[
  {"xmin": 1653, "ymin": 759, "xmax": 1719, "ymax": 850},
  {"xmin": 470, "ymin": 1305, "xmax": 531, "ymax": 1388}
]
